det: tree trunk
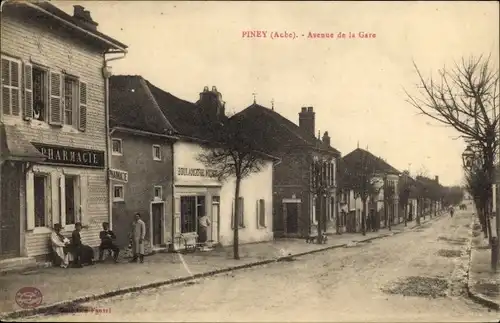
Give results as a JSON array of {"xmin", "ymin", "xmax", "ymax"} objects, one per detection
[
  {"xmin": 233, "ymin": 176, "xmax": 241, "ymax": 260},
  {"xmin": 388, "ymin": 201, "xmax": 392, "ymax": 231},
  {"xmin": 416, "ymin": 199, "xmax": 421, "ymax": 225},
  {"xmin": 404, "ymin": 204, "xmax": 408, "ymax": 227},
  {"xmin": 361, "ymin": 198, "xmax": 367, "ymax": 236},
  {"xmin": 384, "ymin": 201, "xmax": 388, "ymax": 228}
]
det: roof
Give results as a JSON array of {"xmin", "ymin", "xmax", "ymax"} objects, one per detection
[
  {"xmin": 231, "ymin": 103, "xmax": 341, "ymax": 156},
  {"xmin": 109, "ymin": 76, "xmax": 175, "ymax": 135},
  {"xmin": 9, "ymin": 1, "xmax": 127, "ymax": 50},
  {"xmin": 145, "ymin": 81, "xmax": 225, "ymax": 141},
  {"xmin": 0, "ymin": 124, "xmax": 46, "ymax": 162},
  {"xmin": 341, "ymin": 148, "xmax": 400, "ymax": 176}
]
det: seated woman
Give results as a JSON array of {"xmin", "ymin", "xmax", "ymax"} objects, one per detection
[
  {"xmin": 71, "ymin": 222, "xmax": 95, "ymax": 267},
  {"xmin": 51, "ymin": 223, "xmax": 71, "ymax": 268}
]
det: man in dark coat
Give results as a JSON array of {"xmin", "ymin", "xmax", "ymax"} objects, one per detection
[
  {"xmin": 71, "ymin": 222, "xmax": 95, "ymax": 267},
  {"xmin": 99, "ymin": 222, "xmax": 120, "ymax": 262}
]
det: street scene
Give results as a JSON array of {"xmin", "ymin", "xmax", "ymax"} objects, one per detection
[
  {"xmin": 1, "ymin": 1, "xmax": 499, "ymax": 322},
  {"xmin": 11, "ymin": 205, "xmax": 500, "ymax": 322}
]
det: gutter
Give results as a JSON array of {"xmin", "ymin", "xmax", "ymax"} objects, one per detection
[
  {"xmin": 24, "ymin": 2, "xmax": 127, "ymax": 52},
  {"xmin": 111, "ymin": 126, "xmax": 179, "ymax": 140},
  {"xmin": 104, "ymin": 52, "xmax": 127, "ymax": 231}
]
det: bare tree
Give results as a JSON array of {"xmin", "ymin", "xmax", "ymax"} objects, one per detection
[
  {"xmin": 198, "ymin": 115, "xmax": 276, "ymax": 260},
  {"xmin": 398, "ymin": 171, "xmax": 413, "ymax": 227},
  {"xmin": 405, "ymin": 54, "xmax": 499, "ymax": 235},
  {"xmin": 340, "ymin": 152, "xmax": 382, "ymax": 236}
]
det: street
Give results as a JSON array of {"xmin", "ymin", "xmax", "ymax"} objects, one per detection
[{"xmin": 20, "ymin": 210, "xmax": 499, "ymax": 322}]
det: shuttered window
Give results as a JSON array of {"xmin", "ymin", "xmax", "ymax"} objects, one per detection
[
  {"xmin": 1, "ymin": 56, "xmax": 21, "ymax": 116},
  {"xmin": 231, "ymin": 197, "xmax": 245, "ymax": 229},
  {"xmin": 257, "ymin": 199, "xmax": 266, "ymax": 228},
  {"xmin": 49, "ymin": 72, "xmax": 62, "ymax": 125},
  {"xmin": 78, "ymin": 81, "xmax": 87, "ymax": 131},
  {"xmin": 63, "ymin": 77, "xmax": 77, "ymax": 126}
]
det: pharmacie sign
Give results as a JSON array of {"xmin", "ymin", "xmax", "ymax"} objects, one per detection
[
  {"xmin": 109, "ymin": 169, "xmax": 128, "ymax": 183},
  {"xmin": 33, "ymin": 143, "xmax": 105, "ymax": 168}
]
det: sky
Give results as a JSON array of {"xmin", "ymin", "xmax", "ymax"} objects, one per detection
[{"xmin": 56, "ymin": 0, "xmax": 499, "ymax": 186}]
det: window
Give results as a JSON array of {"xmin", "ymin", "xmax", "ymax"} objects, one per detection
[
  {"xmin": 1, "ymin": 56, "xmax": 21, "ymax": 116},
  {"xmin": 113, "ymin": 185, "xmax": 124, "ymax": 202},
  {"xmin": 312, "ymin": 195, "xmax": 317, "ymax": 223},
  {"xmin": 32, "ymin": 67, "xmax": 48, "ymax": 121},
  {"xmin": 64, "ymin": 175, "xmax": 78, "ymax": 225},
  {"xmin": 154, "ymin": 186, "xmax": 162, "ymax": 199},
  {"xmin": 111, "ymin": 138, "xmax": 123, "ymax": 155},
  {"xmin": 232, "ymin": 197, "xmax": 245, "ymax": 229},
  {"xmin": 63, "ymin": 76, "xmax": 78, "ymax": 126},
  {"xmin": 257, "ymin": 199, "xmax": 266, "ymax": 228},
  {"xmin": 180, "ymin": 196, "xmax": 206, "ymax": 233},
  {"xmin": 153, "ymin": 145, "xmax": 161, "ymax": 161},
  {"xmin": 34, "ymin": 174, "xmax": 48, "ymax": 227}
]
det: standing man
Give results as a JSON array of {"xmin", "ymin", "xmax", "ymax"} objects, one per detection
[
  {"xmin": 129, "ymin": 213, "xmax": 146, "ymax": 263},
  {"xmin": 198, "ymin": 213, "xmax": 211, "ymax": 246}
]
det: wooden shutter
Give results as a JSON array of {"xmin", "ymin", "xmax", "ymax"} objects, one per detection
[
  {"xmin": 238, "ymin": 197, "xmax": 244, "ymax": 227},
  {"xmin": 256, "ymin": 200, "xmax": 260, "ymax": 228},
  {"xmin": 59, "ymin": 175, "xmax": 66, "ymax": 226},
  {"xmin": 50, "ymin": 172, "xmax": 59, "ymax": 227},
  {"xmin": 174, "ymin": 196, "xmax": 181, "ymax": 235},
  {"xmin": 1, "ymin": 59, "xmax": 10, "ymax": 115},
  {"xmin": 78, "ymin": 81, "xmax": 87, "ymax": 131},
  {"xmin": 10, "ymin": 60, "xmax": 20, "ymax": 116},
  {"xmin": 49, "ymin": 72, "xmax": 62, "ymax": 125},
  {"xmin": 26, "ymin": 171, "xmax": 35, "ymax": 230},
  {"xmin": 259, "ymin": 199, "xmax": 266, "ymax": 227},
  {"xmin": 23, "ymin": 63, "xmax": 33, "ymax": 120},
  {"xmin": 80, "ymin": 175, "xmax": 89, "ymax": 227}
]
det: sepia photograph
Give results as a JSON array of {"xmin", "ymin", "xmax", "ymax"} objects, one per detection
[{"xmin": 0, "ymin": 0, "xmax": 499, "ymax": 321}]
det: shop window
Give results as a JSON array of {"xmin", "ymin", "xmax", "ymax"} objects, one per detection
[
  {"xmin": 111, "ymin": 138, "xmax": 123, "ymax": 155},
  {"xmin": 152, "ymin": 145, "xmax": 161, "ymax": 161},
  {"xmin": 113, "ymin": 185, "xmax": 124, "ymax": 202},
  {"xmin": 32, "ymin": 66, "xmax": 48, "ymax": 121},
  {"xmin": 34, "ymin": 174, "xmax": 48, "ymax": 227},
  {"xmin": 64, "ymin": 175, "xmax": 78, "ymax": 225},
  {"xmin": 1, "ymin": 56, "xmax": 21, "ymax": 116},
  {"xmin": 180, "ymin": 196, "xmax": 205, "ymax": 233}
]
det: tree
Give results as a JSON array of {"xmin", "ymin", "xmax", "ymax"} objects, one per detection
[
  {"xmin": 398, "ymin": 171, "xmax": 413, "ymax": 227},
  {"xmin": 340, "ymin": 151, "xmax": 382, "ymax": 236},
  {"xmin": 198, "ymin": 114, "xmax": 276, "ymax": 260},
  {"xmin": 405, "ymin": 54, "xmax": 499, "ymax": 238},
  {"xmin": 383, "ymin": 179, "xmax": 396, "ymax": 231},
  {"xmin": 465, "ymin": 163, "xmax": 492, "ymax": 240}
]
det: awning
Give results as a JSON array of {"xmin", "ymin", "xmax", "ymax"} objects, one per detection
[{"xmin": 0, "ymin": 124, "xmax": 46, "ymax": 163}]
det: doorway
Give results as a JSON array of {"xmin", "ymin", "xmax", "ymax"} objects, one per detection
[
  {"xmin": 210, "ymin": 196, "xmax": 220, "ymax": 243},
  {"xmin": 0, "ymin": 163, "xmax": 21, "ymax": 259},
  {"xmin": 151, "ymin": 202, "xmax": 164, "ymax": 246},
  {"xmin": 285, "ymin": 203, "xmax": 298, "ymax": 234}
]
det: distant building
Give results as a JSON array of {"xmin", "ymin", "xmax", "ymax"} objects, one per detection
[
  {"xmin": 232, "ymin": 105, "xmax": 341, "ymax": 238},
  {"xmin": 340, "ymin": 148, "xmax": 400, "ymax": 232},
  {"xmin": 0, "ymin": 2, "xmax": 126, "ymax": 261}
]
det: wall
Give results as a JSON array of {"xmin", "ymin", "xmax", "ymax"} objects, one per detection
[
  {"xmin": 1, "ymin": 13, "xmax": 109, "ymax": 256},
  {"xmin": 173, "ymin": 141, "xmax": 273, "ymax": 246},
  {"xmin": 111, "ymin": 132, "xmax": 174, "ymax": 248}
]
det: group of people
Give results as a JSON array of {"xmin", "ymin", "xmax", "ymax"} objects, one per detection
[{"xmin": 50, "ymin": 213, "xmax": 147, "ymax": 268}]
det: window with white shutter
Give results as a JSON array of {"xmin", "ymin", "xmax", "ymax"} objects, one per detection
[
  {"xmin": 49, "ymin": 72, "xmax": 62, "ymax": 125},
  {"xmin": 78, "ymin": 81, "xmax": 87, "ymax": 131},
  {"xmin": 257, "ymin": 199, "xmax": 266, "ymax": 228},
  {"xmin": 231, "ymin": 198, "xmax": 245, "ymax": 229},
  {"xmin": 1, "ymin": 56, "xmax": 21, "ymax": 117}
]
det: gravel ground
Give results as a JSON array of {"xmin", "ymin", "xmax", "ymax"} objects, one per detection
[{"xmin": 19, "ymin": 209, "xmax": 499, "ymax": 322}]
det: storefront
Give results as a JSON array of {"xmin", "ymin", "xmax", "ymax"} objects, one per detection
[
  {"xmin": 0, "ymin": 138, "xmax": 108, "ymax": 260},
  {"xmin": 172, "ymin": 142, "xmax": 222, "ymax": 250}
]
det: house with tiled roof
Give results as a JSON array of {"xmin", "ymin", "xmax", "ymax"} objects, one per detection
[
  {"xmin": 233, "ymin": 104, "xmax": 341, "ymax": 238},
  {"xmin": 110, "ymin": 78, "xmax": 276, "ymax": 250},
  {"xmin": 340, "ymin": 148, "xmax": 401, "ymax": 233},
  {"xmin": 109, "ymin": 75, "xmax": 177, "ymax": 250},
  {"xmin": 0, "ymin": 2, "xmax": 126, "ymax": 263}
]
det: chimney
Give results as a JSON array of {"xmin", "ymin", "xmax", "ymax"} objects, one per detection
[
  {"xmin": 299, "ymin": 106, "xmax": 315, "ymax": 135},
  {"xmin": 322, "ymin": 131, "xmax": 330, "ymax": 146},
  {"xmin": 435, "ymin": 176, "xmax": 439, "ymax": 183},
  {"xmin": 197, "ymin": 86, "xmax": 225, "ymax": 120},
  {"xmin": 73, "ymin": 5, "xmax": 98, "ymax": 31}
]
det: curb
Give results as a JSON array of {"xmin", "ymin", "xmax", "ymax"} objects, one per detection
[
  {"xmin": 465, "ymin": 217, "xmax": 500, "ymax": 311},
  {"xmin": 0, "ymin": 228, "xmax": 410, "ymax": 321}
]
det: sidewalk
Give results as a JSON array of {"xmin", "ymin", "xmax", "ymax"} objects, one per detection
[
  {"xmin": 0, "ymin": 215, "xmax": 438, "ymax": 319},
  {"xmin": 468, "ymin": 216, "xmax": 500, "ymax": 310}
]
